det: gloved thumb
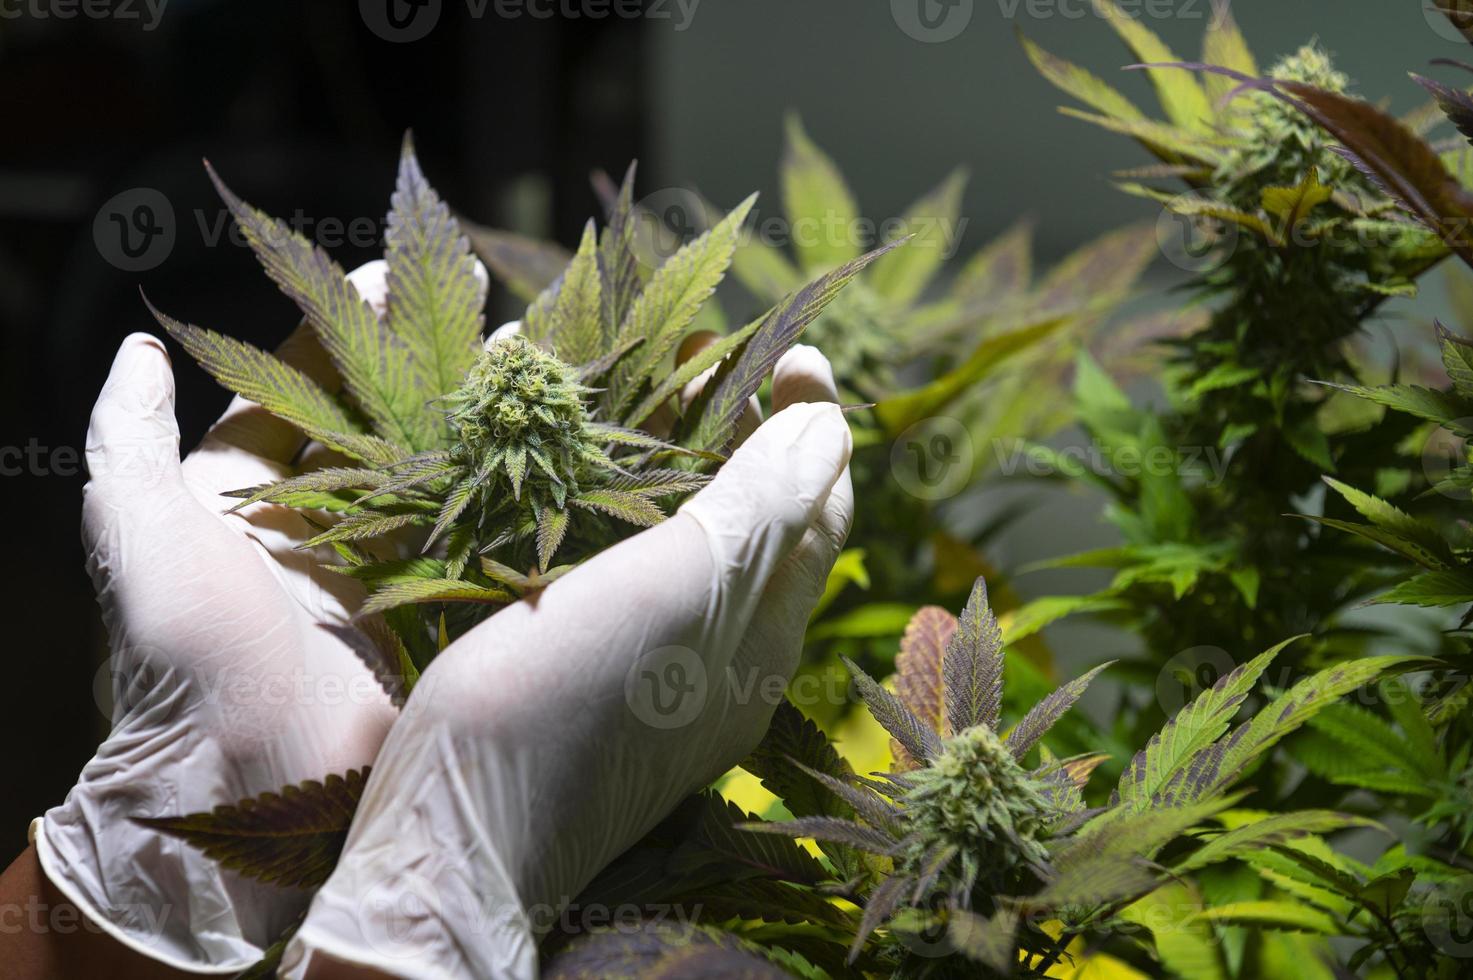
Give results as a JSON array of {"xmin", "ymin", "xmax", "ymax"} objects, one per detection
[
  {"xmin": 679, "ymin": 400, "xmax": 852, "ymax": 600},
  {"xmin": 84, "ymin": 333, "xmax": 184, "ymax": 503}
]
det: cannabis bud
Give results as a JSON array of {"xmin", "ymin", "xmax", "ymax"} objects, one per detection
[
  {"xmin": 444, "ymin": 336, "xmax": 606, "ymax": 509},
  {"xmin": 1221, "ymin": 44, "xmax": 1356, "ymax": 202},
  {"xmin": 902, "ymin": 723, "xmax": 1054, "ymax": 880}
]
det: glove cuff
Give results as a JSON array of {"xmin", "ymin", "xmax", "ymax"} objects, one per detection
[{"xmin": 35, "ymin": 811, "xmax": 262, "ymax": 974}]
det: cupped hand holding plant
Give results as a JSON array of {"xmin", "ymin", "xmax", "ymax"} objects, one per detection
[
  {"xmin": 35, "ymin": 263, "xmax": 405, "ymax": 973},
  {"xmin": 281, "ymin": 346, "xmax": 853, "ymax": 980}
]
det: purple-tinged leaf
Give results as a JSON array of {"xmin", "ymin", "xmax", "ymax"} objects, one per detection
[
  {"xmin": 132, "ymin": 769, "xmax": 370, "ymax": 888},
  {"xmin": 892, "ymin": 605, "xmax": 956, "ymax": 769},
  {"xmin": 1006, "ymin": 662, "xmax": 1114, "ymax": 760},
  {"xmin": 850, "ymin": 872, "xmax": 910, "ymax": 963},
  {"xmin": 842, "ymin": 655, "xmax": 944, "ymax": 764},
  {"xmin": 942, "ymin": 577, "xmax": 1005, "ymax": 733},
  {"xmin": 740, "ymin": 816, "xmax": 899, "ymax": 856},
  {"xmin": 1114, "ymin": 638, "xmax": 1295, "ymax": 809},
  {"xmin": 684, "ymin": 238, "xmax": 907, "ymax": 455},
  {"xmin": 1412, "ymin": 74, "xmax": 1473, "ymax": 146},
  {"xmin": 598, "ymin": 161, "xmax": 641, "ymax": 344},
  {"xmin": 789, "ymin": 760, "xmax": 904, "ymax": 836}
]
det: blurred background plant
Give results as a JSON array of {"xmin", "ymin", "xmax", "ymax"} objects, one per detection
[{"xmin": 466, "ymin": 119, "xmax": 1177, "ymax": 729}]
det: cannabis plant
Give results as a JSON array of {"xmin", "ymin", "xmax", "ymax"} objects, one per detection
[
  {"xmin": 150, "ymin": 138, "xmax": 894, "ymax": 677},
  {"xmin": 1015, "ymin": 5, "xmax": 1456, "ymax": 694},
  {"xmin": 468, "ymin": 118, "xmax": 1168, "ymax": 705},
  {"xmin": 133, "ymin": 136, "xmax": 899, "ymax": 976},
  {"xmin": 534, "ymin": 577, "xmax": 1417, "ymax": 977}
]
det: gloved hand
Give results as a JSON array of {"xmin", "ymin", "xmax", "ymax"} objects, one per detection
[
  {"xmin": 281, "ymin": 346, "xmax": 854, "ymax": 980},
  {"xmin": 38, "ymin": 263, "xmax": 402, "ymax": 973}
]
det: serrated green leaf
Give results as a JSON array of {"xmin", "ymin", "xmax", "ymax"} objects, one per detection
[
  {"xmin": 1370, "ymin": 569, "xmax": 1473, "ymax": 607},
  {"xmin": 151, "ymin": 307, "xmax": 398, "ymax": 466},
  {"xmin": 867, "ymin": 168, "xmax": 967, "ymax": 307},
  {"xmin": 1187, "ymin": 900, "xmax": 1338, "ymax": 934},
  {"xmin": 1116, "ymin": 638, "xmax": 1293, "ymax": 809},
  {"xmin": 1321, "ymin": 381, "xmax": 1473, "ymax": 433},
  {"xmin": 875, "ymin": 316, "xmax": 1066, "ymax": 436},
  {"xmin": 1092, "ymin": 0, "xmax": 1212, "ymax": 132},
  {"xmin": 625, "ymin": 321, "xmax": 761, "ymax": 428},
  {"xmin": 1175, "ymin": 811, "xmax": 1377, "ymax": 874},
  {"xmin": 1320, "ymin": 477, "xmax": 1454, "ymax": 568},
  {"xmin": 570, "ymin": 488, "xmax": 665, "ymax": 527},
  {"xmin": 781, "ymin": 115, "xmax": 861, "ymax": 273},
  {"xmin": 608, "ymin": 195, "xmax": 755, "ymax": 417},
  {"xmin": 385, "ymin": 135, "xmax": 486, "ymax": 400},
  {"xmin": 1020, "ymin": 29, "xmax": 1146, "ymax": 124},
  {"xmin": 1437, "ymin": 320, "xmax": 1473, "ymax": 399},
  {"xmin": 361, "ymin": 577, "xmax": 514, "ymax": 615},
  {"xmin": 684, "ymin": 240, "xmax": 902, "ymax": 455},
  {"xmin": 207, "ymin": 164, "xmax": 433, "ymax": 451},
  {"xmin": 599, "ymin": 161, "xmax": 643, "ymax": 343},
  {"xmin": 524, "ymin": 220, "xmax": 604, "ymax": 366},
  {"xmin": 1211, "ymin": 656, "xmax": 1425, "ymax": 796},
  {"xmin": 302, "ymin": 511, "xmax": 430, "ymax": 549}
]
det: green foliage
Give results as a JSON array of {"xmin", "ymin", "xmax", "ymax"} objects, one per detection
[
  {"xmin": 1020, "ymin": 15, "xmax": 1451, "ymax": 661},
  {"xmin": 140, "ymin": 138, "xmax": 892, "ymax": 921},
  {"xmin": 155, "ymin": 139, "xmax": 886, "ymax": 645},
  {"xmin": 728, "ymin": 579, "xmax": 1396, "ymax": 975},
  {"xmin": 1014, "ymin": 15, "xmax": 1473, "ymax": 976}
]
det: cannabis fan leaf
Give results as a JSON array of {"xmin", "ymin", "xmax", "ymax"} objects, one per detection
[{"xmin": 133, "ymin": 769, "xmax": 369, "ymax": 889}]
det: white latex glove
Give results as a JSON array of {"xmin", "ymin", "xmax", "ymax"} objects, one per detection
[
  {"xmin": 39, "ymin": 263, "xmax": 402, "ymax": 973},
  {"xmin": 281, "ymin": 345, "xmax": 854, "ymax": 980}
]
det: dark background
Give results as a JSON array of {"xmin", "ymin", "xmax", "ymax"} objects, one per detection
[{"xmin": 0, "ymin": 0, "xmax": 1451, "ymax": 842}]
